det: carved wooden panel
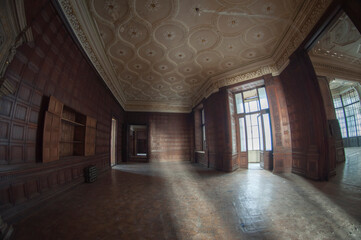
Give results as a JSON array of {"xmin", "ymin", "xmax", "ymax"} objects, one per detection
[
  {"xmin": 48, "ymin": 95, "xmax": 63, "ymax": 116},
  {"xmin": 0, "ymin": 0, "xmax": 125, "ymax": 219},
  {"xmin": 42, "ymin": 111, "xmax": 60, "ymax": 163},
  {"xmin": 85, "ymin": 116, "xmax": 96, "ymax": 156}
]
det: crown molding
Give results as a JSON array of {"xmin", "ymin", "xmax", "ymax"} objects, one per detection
[
  {"xmin": 124, "ymin": 101, "xmax": 191, "ymax": 113},
  {"xmin": 311, "ymin": 54, "xmax": 361, "ymax": 82},
  {"xmin": 57, "ymin": 0, "xmax": 126, "ymax": 106}
]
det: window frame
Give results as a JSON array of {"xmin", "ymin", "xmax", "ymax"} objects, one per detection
[
  {"xmin": 201, "ymin": 108, "xmax": 206, "ymax": 151},
  {"xmin": 233, "ymin": 86, "xmax": 272, "ymax": 152},
  {"xmin": 333, "ymin": 87, "xmax": 361, "ymax": 138}
]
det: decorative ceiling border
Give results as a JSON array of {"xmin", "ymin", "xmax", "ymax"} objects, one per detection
[
  {"xmin": 57, "ymin": 0, "xmax": 126, "ymax": 107},
  {"xmin": 311, "ymin": 54, "xmax": 361, "ymax": 82},
  {"xmin": 273, "ymin": 0, "xmax": 332, "ymax": 69},
  {"xmin": 193, "ymin": 0, "xmax": 332, "ymax": 107}
]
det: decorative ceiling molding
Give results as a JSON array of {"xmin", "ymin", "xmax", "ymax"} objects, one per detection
[
  {"xmin": 310, "ymin": 11, "xmax": 361, "ymax": 83},
  {"xmin": 124, "ymin": 101, "xmax": 190, "ymax": 113},
  {"xmin": 311, "ymin": 55, "xmax": 361, "ymax": 82},
  {"xmin": 273, "ymin": 0, "xmax": 332, "ymax": 69},
  {"xmin": 57, "ymin": 0, "xmax": 332, "ymax": 113},
  {"xmin": 58, "ymin": 0, "xmax": 126, "ymax": 106}
]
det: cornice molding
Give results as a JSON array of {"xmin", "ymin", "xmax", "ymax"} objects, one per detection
[
  {"xmin": 58, "ymin": 0, "xmax": 126, "ymax": 106},
  {"xmin": 273, "ymin": 0, "xmax": 332, "ymax": 69},
  {"xmin": 310, "ymin": 51, "xmax": 361, "ymax": 82},
  {"xmin": 124, "ymin": 101, "xmax": 190, "ymax": 113}
]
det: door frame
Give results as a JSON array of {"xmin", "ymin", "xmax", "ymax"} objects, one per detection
[{"xmin": 110, "ymin": 117, "xmax": 117, "ymax": 167}]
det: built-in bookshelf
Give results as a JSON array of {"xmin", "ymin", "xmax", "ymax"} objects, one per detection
[{"xmin": 42, "ymin": 96, "xmax": 97, "ymax": 162}]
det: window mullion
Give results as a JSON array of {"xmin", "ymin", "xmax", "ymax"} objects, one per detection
[{"xmin": 340, "ymin": 95, "xmax": 349, "ymax": 138}]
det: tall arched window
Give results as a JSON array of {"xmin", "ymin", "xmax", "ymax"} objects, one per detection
[{"xmin": 333, "ymin": 87, "xmax": 361, "ymax": 138}]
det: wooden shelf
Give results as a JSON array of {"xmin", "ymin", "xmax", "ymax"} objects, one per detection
[
  {"xmin": 60, "ymin": 140, "xmax": 83, "ymax": 144},
  {"xmin": 43, "ymin": 96, "xmax": 96, "ymax": 162},
  {"xmin": 61, "ymin": 118, "xmax": 85, "ymax": 127}
]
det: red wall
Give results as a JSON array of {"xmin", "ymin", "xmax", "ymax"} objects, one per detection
[{"xmin": 0, "ymin": 1, "xmax": 124, "ymax": 219}]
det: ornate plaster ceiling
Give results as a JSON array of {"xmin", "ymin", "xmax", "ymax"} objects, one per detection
[
  {"xmin": 58, "ymin": 0, "xmax": 333, "ymax": 112},
  {"xmin": 310, "ymin": 12, "xmax": 361, "ymax": 82}
]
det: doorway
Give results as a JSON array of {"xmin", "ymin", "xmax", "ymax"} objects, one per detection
[
  {"xmin": 235, "ymin": 86, "xmax": 273, "ymax": 169},
  {"xmin": 110, "ymin": 118, "xmax": 117, "ymax": 167},
  {"xmin": 307, "ymin": 9, "xmax": 360, "ymax": 180},
  {"xmin": 128, "ymin": 125, "xmax": 148, "ymax": 162}
]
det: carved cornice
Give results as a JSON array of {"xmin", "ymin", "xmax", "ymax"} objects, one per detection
[
  {"xmin": 193, "ymin": 58, "xmax": 281, "ymax": 106},
  {"xmin": 58, "ymin": 0, "xmax": 126, "ymax": 106},
  {"xmin": 124, "ymin": 101, "xmax": 190, "ymax": 113},
  {"xmin": 273, "ymin": 0, "xmax": 332, "ymax": 69},
  {"xmin": 312, "ymin": 63, "xmax": 361, "ymax": 83}
]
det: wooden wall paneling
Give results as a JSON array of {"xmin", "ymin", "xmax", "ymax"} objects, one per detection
[
  {"xmin": 48, "ymin": 96, "xmax": 63, "ymax": 116},
  {"xmin": 318, "ymin": 76, "xmax": 340, "ymax": 175},
  {"xmin": 264, "ymin": 74, "xmax": 292, "ymax": 173},
  {"xmin": 0, "ymin": 0, "xmax": 124, "ymax": 220},
  {"xmin": 10, "ymin": 183, "xmax": 26, "ymax": 204},
  {"xmin": 42, "ymin": 111, "xmax": 61, "ymax": 162},
  {"xmin": 0, "ymin": 187, "xmax": 11, "ymax": 210},
  {"xmin": 125, "ymin": 112, "xmax": 191, "ymax": 162},
  {"xmin": 85, "ymin": 116, "xmax": 97, "ymax": 156},
  {"xmin": 25, "ymin": 179, "xmax": 39, "ymax": 199},
  {"xmin": 280, "ymin": 50, "xmax": 330, "ymax": 180},
  {"xmin": 226, "ymin": 90, "xmax": 239, "ymax": 171},
  {"xmin": 203, "ymin": 90, "xmax": 229, "ymax": 171}
]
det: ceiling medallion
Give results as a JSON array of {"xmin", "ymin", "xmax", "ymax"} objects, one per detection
[
  {"xmin": 155, "ymin": 83, "xmax": 164, "ymax": 89},
  {"xmin": 175, "ymin": 52, "xmax": 185, "ymax": 59},
  {"xmin": 119, "ymin": 49, "xmax": 127, "ymax": 56},
  {"xmin": 198, "ymin": 36, "xmax": 208, "ymax": 45},
  {"xmin": 159, "ymin": 65, "xmax": 168, "ymax": 70},
  {"xmin": 146, "ymin": 0, "xmax": 161, "ymax": 12},
  {"xmin": 164, "ymin": 31, "xmax": 176, "ymax": 40},
  {"xmin": 190, "ymin": 4, "xmax": 202, "ymax": 16},
  {"xmin": 203, "ymin": 57, "xmax": 211, "ymax": 62},
  {"xmin": 227, "ymin": 44, "xmax": 234, "ymax": 51},
  {"xmin": 262, "ymin": 3, "xmax": 275, "ymax": 14},
  {"xmin": 228, "ymin": 17, "xmax": 239, "ymax": 28},
  {"xmin": 146, "ymin": 49, "xmax": 157, "ymax": 56},
  {"xmin": 254, "ymin": 31, "xmax": 264, "ymax": 40},
  {"xmin": 104, "ymin": 0, "xmax": 120, "ymax": 20},
  {"xmin": 128, "ymin": 27, "xmax": 142, "ymax": 38},
  {"xmin": 248, "ymin": 51, "xmax": 256, "ymax": 57},
  {"xmin": 134, "ymin": 64, "xmax": 142, "ymax": 69}
]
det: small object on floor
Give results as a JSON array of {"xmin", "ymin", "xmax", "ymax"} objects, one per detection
[{"xmin": 84, "ymin": 165, "xmax": 97, "ymax": 183}]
